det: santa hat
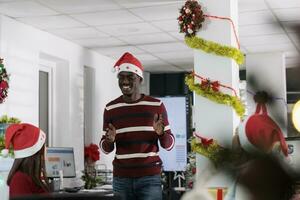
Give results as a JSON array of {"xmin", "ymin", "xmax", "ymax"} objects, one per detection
[
  {"xmin": 113, "ymin": 52, "xmax": 144, "ymax": 79},
  {"xmin": 1, "ymin": 123, "xmax": 46, "ymax": 159},
  {"xmin": 239, "ymin": 103, "xmax": 288, "ymax": 157}
]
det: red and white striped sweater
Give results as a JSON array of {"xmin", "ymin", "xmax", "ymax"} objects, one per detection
[{"xmin": 100, "ymin": 95, "xmax": 175, "ymax": 177}]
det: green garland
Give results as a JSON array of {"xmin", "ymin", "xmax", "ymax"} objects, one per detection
[
  {"xmin": 185, "ymin": 36, "xmax": 245, "ymax": 65},
  {"xmin": 185, "ymin": 74, "xmax": 245, "ymax": 117},
  {"xmin": 191, "ymin": 137, "xmax": 230, "ymax": 167}
]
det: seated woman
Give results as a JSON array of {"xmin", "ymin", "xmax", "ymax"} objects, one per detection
[{"xmin": 1, "ymin": 123, "xmax": 49, "ymax": 198}]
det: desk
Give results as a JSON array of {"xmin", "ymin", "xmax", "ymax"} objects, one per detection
[{"xmin": 11, "ymin": 190, "xmax": 119, "ymax": 200}]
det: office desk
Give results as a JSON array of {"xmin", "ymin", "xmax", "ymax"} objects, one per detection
[{"xmin": 11, "ymin": 190, "xmax": 119, "ymax": 200}]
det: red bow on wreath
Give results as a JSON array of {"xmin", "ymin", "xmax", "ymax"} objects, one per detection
[
  {"xmin": 201, "ymin": 79, "xmax": 220, "ymax": 92},
  {"xmin": 84, "ymin": 143, "xmax": 100, "ymax": 162}
]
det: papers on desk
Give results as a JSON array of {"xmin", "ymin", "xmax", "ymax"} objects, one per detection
[
  {"xmin": 97, "ymin": 184, "xmax": 113, "ymax": 190},
  {"xmin": 80, "ymin": 189, "xmax": 107, "ymax": 193}
]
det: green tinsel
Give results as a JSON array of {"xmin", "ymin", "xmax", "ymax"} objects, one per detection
[
  {"xmin": 185, "ymin": 36, "xmax": 245, "ymax": 65},
  {"xmin": 185, "ymin": 74, "xmax": 245, "ymax": 118}
]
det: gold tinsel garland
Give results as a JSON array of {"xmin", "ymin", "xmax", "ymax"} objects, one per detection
[
  {"xmin": 191, "ymin": 137, "xmax": 229, "ymax": 166},
  {"xmin": 185, "ymin": 74, "xmax": 245, "ymax": 118},
  {"xmin": 185, "ymin": 36, "xmax": 245, "ymax": 65}
]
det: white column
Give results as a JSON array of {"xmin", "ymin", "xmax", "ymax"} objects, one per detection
[
  {"xmin": 246, "ymin": 53, "xmax": 287, "ymax": 135},
  {"xmin": 193, "ymin": 0, "xmax": 239, "ymax": 189}
]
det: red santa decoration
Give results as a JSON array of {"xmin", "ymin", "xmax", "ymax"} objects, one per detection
[{"xmin": 239, "ymin": 91, "xmax": 288, "ymax": 157}]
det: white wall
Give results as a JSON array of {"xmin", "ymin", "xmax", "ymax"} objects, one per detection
[{"xmin": 0, "ymin": 15, "xmax": 120, "ymax": 171}]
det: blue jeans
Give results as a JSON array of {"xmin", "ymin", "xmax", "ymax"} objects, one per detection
[{"xmin": 113, "ymin": 175, "xmax": 162, "ymax": 200}]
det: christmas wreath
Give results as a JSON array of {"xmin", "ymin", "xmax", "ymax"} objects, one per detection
[
  {"xmin": 0, "ymin": 58, "xmax": 9, "ymax": 103},
  {"xmin": 178, "ymin": 0, "xmax": 205, "ymax": 37},
  {"xmin": 177, "ymin": 0, "xmax": 245, "ymax": 65}
]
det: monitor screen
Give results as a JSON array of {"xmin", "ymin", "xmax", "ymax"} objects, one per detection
[
  {"xmin": 158, "ymin": 96, "xmax": 187, "ymax": 171},
  {"xmin": 45, "ymin": 147, "xmax": 76, "ymax": 178}
]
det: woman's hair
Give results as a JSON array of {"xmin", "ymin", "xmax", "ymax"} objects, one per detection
[{"xmin": 7, "ymin": 145, "xmax": 50, "ymax": 192}]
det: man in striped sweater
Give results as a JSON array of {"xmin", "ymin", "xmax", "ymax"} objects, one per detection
[{"xmin": 100, "ymin": 52, "xmax": 175, "ymax": 200}]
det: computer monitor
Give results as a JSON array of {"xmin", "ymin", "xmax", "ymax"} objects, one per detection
[{"xmin": 45, "ymin": 147, "xmax": 76, "ymax": 178}]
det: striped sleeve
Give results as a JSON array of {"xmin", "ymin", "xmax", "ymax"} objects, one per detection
[
  {"xmin": 99, "ymin": 107, "xmax": 115, "ymax": 154},
  {"xmin": 158, "ymin": 102, "xmax": 175, "ymax": 151},
  {"xmin": 99, "ymin": 135, "xmax": 115, "ymax": 154}
]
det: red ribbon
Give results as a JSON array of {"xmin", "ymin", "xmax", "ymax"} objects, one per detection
[
  {"xmin": 203, "ymin": 14, "xmax": 240, "ymax": 49},
  {"xmin": 201, "ymin": 79, "xmax": 220, "ymax": 92},
  {"xmin": 192, "ymin": 71, "xmax": 237, "ymax": 96},
  {"xmin": 193, "ymin": 132, "xmax": 213, "ymax": 147}
]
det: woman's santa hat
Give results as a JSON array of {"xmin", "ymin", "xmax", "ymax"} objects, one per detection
[
  {"xmin": 239, "ymin": 92, "xmax": 288, "ymax": 157},
  {"xmin": 113, "ymin": 52, "xmax": 144, "ymax": 79},
  {"xmin": 1, "ymin": 123, "xmax": 46, "ymax": 158}
]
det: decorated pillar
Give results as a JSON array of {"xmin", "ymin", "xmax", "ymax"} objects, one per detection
[{"xmin": 180, "ymin": 0, "xmax": 244, "ymax": 198}]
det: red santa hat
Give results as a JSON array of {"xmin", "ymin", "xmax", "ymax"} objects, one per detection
[
  {"xmin": 113, "ymin": 52, "xmax": 144, "ymax": 79},
  {"xmin": 1, "ymin": 123, "xmax": 46, "ymax": 159},
  {"xmin": 239, "ymin": 103, "xmax": 288, "ymax": 157}
]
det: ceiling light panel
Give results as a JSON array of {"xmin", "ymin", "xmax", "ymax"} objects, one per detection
[
  {"xmin": 47, "ymin": 27, "xmax": 108, "ymax": 40},
  {"xmin": 72, "ymin": 37, "xmax": 126, "ymax": 48},
  {"xmin": 282, "ymin": 21, "xmax": 300, "ymax": 33},
  {"xmin": 97, "ymin": 22, "xmax": 161, "ymax": 37},
  {"xmin": 94, "ymin": 45, "xmax": 145, "ymax": 56},
  {"xmin": 153, "ymin": 51, "xmax": 194, "ymax": 60},
  {"xmin": 130, "ymin": 3, "xmax": 181, "ymax": 21},
  {"xmin": 246, "ymin": 43, "xmax": 297, "ymax": 53},
  {"xmin": 239, "ymin": 23, "xmax": 284, "ymax": 37},
  {"xmin": 274, "ymin": 8, "xmax": 300, "ymax": 22},
  {"xmin": 138, "ymin": 42, "xmax": 189, "ymax": 53},
  {"xmin": 118, "ymin": 33, "xmax": 176, "ymax": 45},
  {"xmin": 17, "ymin": 15, "xmax": 86, "ymax": 29},
  {"xmin": 286, "ymin": 57, "xmax": 300, "ymax": 66},
  {"xmin": 167, "ymin": 59, "xmax": 193, "ymax": 70},
  {"xmin": 145, "ymin": 65, "xmax": 183, "ymax": 73},
  {"xmin": 240, "ymin": 34, "xmax": 290, "ymax": 46},
  {"xmin": 239, "ymin": 10, "xmax": 276, "ymax": 26},
  {"xmin": 37, "ymin": 0, "xmax": 121, "ymax": 14},
  {"xmin": 0, "ymin": 1, "xmax": 57, "ymax": 17},
  {"xmin": 134, "ymin": 53, "xmax": 159, "ymax": 62},
  {"xmin": 238, "ymin": 0, "xmax": 268, "ymax": 12},
  {"xmin": 71, "ymin": 10, "xmax": 143, "ymax": 26},
  {"xmin": 151, "ymin": 19, "xmax": 179, "ymax": 32},
  {"xmin": 266, "ymin": 0, "xmax": 300, "ymax": 9},
  {"xmin": 169, "ymin": 32, "xmax": 184, "ymax": 41},
  {"xmin": 114, "ymin": 0, "xmax": 183, "ymax": 9},
  {"xmin": 288, "ymin": 33, "xmax": 300, "ymax": 44}
]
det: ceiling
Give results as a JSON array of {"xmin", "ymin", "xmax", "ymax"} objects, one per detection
[{"xmin": 0, "ymin": 0, "xmax": 299, "ymax": 73}]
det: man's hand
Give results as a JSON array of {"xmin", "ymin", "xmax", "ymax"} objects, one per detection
[
  {"xmin": 153, "ymin": 113, "xmax": 164, "ymax": 136},
  {"xmin": 105, "ymin": 123, "xmax": 116, "ymax": 143}
]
